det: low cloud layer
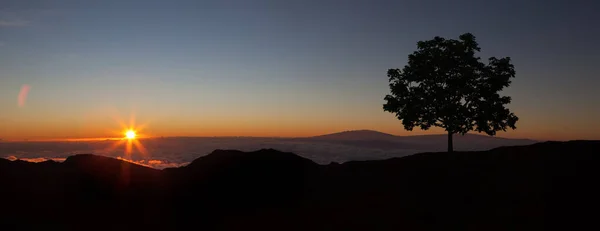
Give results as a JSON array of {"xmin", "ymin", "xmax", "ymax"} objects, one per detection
[
  {"xmin": 115, "ymin": 156, "xmax": 189, "ymax": 169},
  {"xmin": 5, "ymin": 156, "xmax": 66, "ymax": 163},
  {"xmin": 0, "ymin": 135, "xmax": 536, "ymax": 169}
]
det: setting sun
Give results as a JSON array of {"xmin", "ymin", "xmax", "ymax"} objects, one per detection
[
  {"xmin": 125, "ymin": 130, "xmax": 136, "ymax": 139},
  {"xmin": 103, "ymin": 112, "xmax": 149, "ymax": 157}
]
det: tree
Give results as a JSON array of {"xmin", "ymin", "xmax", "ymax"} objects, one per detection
[{"xmin": 383, "ymin": 33, "xmax": 518, "ymax": 152}]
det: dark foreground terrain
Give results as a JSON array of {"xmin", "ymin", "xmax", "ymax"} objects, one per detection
[{"xmin": 1, "ymin": 141, "xmax": 599, "ymax": 230}]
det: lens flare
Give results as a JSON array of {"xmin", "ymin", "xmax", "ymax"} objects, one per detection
[{"xmin": 17, "ymin": 84, "xmax": 31, "ymax": 108}]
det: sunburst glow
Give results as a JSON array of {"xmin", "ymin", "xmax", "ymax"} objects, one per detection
[
  {"xmin": 102, "ymin": 110, "xmax": 150, "ymax": 158},
  {"xmin": 125, "ymin": 130, "xmax": 136, "ymax": 139}
]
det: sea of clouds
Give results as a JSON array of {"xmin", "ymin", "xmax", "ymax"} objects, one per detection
[
  {"xmin": 0, "ymin": 137, "xmax": 423, "ymax": 169},
  {"xmin": 0, "ymin": 135, "xmax": 536, "ymax": 169}
]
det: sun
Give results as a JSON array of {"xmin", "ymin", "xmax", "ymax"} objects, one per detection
[
  {"xmin": 125, "ymin": 130, "xmax": 136, "ymax": 139},
  {"xmin": 103, "ymin": 111, "xmax": 149, "ymax": 157}
]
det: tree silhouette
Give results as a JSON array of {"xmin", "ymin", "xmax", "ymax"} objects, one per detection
[{"xmin": 383, "ymin": 33, "xmax": 518, "ymax": 152}]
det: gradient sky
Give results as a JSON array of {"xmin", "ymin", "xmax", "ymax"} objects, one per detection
[{"xmin": 1, "ymin": 0, "xmax": 599, "ymax": 141}]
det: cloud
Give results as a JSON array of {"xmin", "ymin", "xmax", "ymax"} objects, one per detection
[
  {"xmin": 24, "ymin": 157, "xmax": 67, "ymax": 163},
  {"xmin": 147, "ymin": 160, "xmax": 163, "ymax": 165},
  {"xmin": 115, "ymin": 156, "xmax": 188, "ymax": 169},
  {"xmin": 4, "ymin": 156, "xmax": 66, "ymax": 163},
  {"xmin": 0, "ymin": 20, "xmax": 29, "ymax": 27},
  {"xmin": 3, "ymin": 154, "xmax": 188, "ymax": 169},
  {"xmin": 6, "ymin": 156, "xmax": 18, "ymax": 161}
]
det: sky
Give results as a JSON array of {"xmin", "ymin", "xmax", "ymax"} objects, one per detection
[{"xmin": 1, "ymin": 0, "xmax": 599, "ymax": 141}]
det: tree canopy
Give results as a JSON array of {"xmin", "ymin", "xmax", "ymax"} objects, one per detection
[{"xmin": 383, "ymin": 33, "xmax": 518, "ymax": 152}]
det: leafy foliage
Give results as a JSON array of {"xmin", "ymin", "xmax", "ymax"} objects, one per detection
[{"xmin": 383, "ymin": 33, "xmax": 518, "ymax": 137}]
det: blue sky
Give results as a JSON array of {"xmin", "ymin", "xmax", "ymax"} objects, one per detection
[{"xmin": 1, "ymin": 0, "xmax": 599, "ymax": 140}]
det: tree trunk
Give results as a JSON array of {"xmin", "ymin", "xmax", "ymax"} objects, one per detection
[{"xmin": 447, "ymin": 131, "xmax": 453, "ymax": 153}]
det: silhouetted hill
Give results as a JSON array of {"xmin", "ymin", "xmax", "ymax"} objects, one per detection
[
  {"xmin": 1, "ymin": 142, "xmax": 599, "ymax": 230},
  {"xmin": 63, "ymin": 154, "xmax": 161, "ymax": 181},
  {"xmin": 184, "ymin": 148, "xmax": 317, "ymax": 169}
]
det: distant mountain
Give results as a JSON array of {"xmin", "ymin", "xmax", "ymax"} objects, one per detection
[
  {"xmin": 310, "ymin": 129, "xmax": 400, "ymax": 141},
  {"xmin": 2, "ymin": 141, "xmax": 600, "ymax": 229},
  {"xmin": 297, "ymin": 130, "xmax": 424, "ymax": 150},
  {"xmin": 301, "ymin": 129, "xmax": 538, "ymax": 151}
]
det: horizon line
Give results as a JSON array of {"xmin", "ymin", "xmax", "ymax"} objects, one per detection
[{"xmin": 0, "ymin": 130, "xmax": 539, "ymax": 142}]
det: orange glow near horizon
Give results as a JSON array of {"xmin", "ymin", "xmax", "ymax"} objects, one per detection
[{"xmin": 2, "ymin": 103, "xmax": 597, "ymax": 141}]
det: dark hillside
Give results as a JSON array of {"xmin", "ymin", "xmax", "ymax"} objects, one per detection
[{"xmin": 1, "ymin": 141, "xmax": 598, "ymax": 230}]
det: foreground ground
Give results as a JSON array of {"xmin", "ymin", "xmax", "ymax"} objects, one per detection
[{"xmin": 1, "ymin": 141, "xmax": 598, "ymax": 230}]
